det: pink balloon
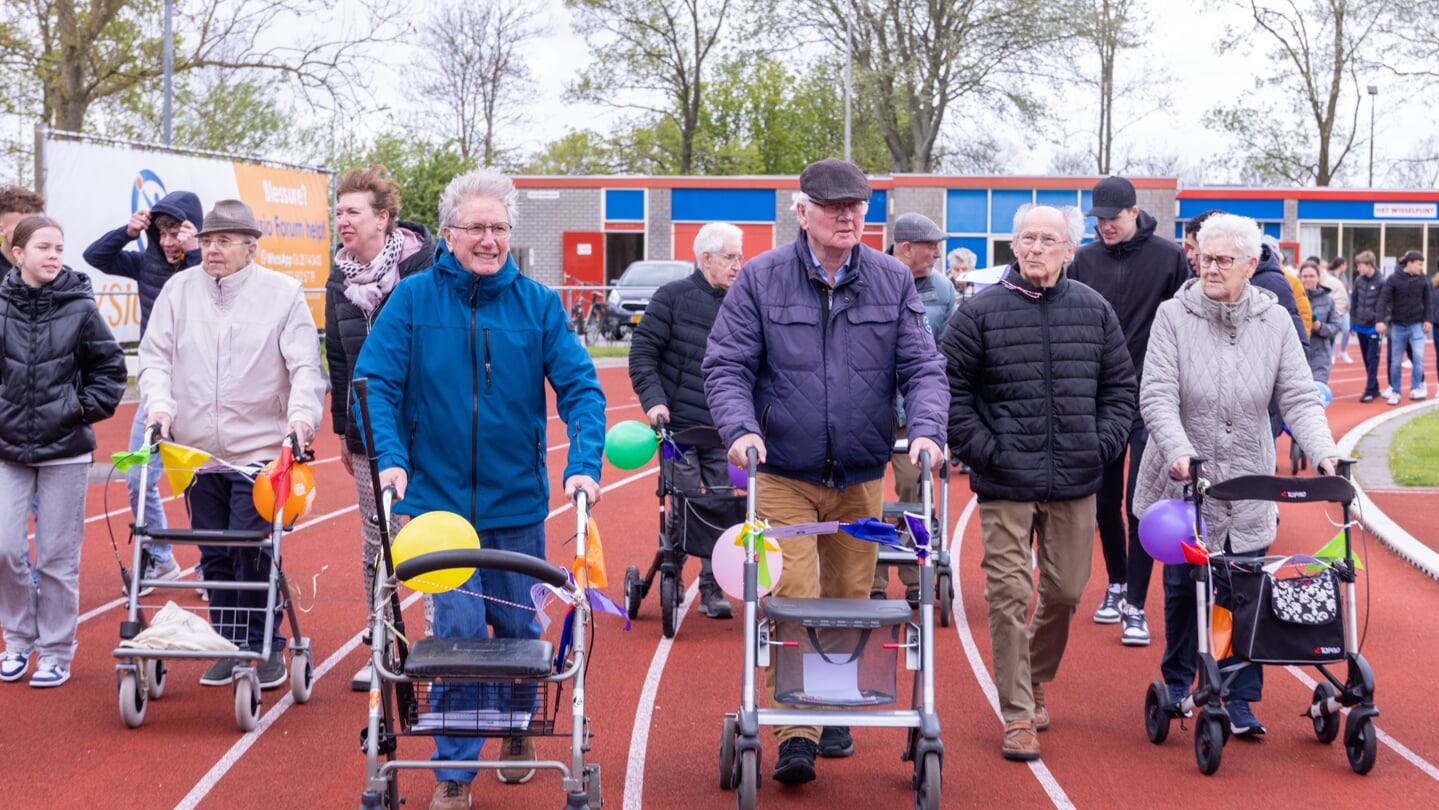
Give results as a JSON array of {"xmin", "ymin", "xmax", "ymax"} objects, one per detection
[
  {"xmin": 710, "ymin": 523, "xmax": 783, "ymax": 600},
  {"xmin": 1139, "ymin": 499, "xmax": 1203, "ymax": 565}
]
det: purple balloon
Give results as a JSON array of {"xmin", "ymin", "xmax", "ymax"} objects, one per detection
[
  {"xmin": 728, "ymin": 462, "xmax": 747, "ymax": 492},
  {"xmin": 1139, "ymin": 498, "xmax": 1202, "ymax": 565}
]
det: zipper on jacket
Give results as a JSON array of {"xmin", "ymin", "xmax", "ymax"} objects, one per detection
[
  {"xmin": 535, "ymin": 430, "xmax": 544, "ymax": 487},
  {"xmin": 821, "ymin": 282, "xmax": 836, "ymax": 487},
  {"xmin": 1041, "ymin": 292, "xmax": 1055, "ymax": 498},
  {"xmin": 469, "ymin": 279, "xmax": 480, "ymax": 526},
  {"xmin": 484, "ymin": 328, "xmax": 492, "ymax": 388}
]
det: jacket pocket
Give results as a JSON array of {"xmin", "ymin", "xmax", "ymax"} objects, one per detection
[
  {"xmin": 765, "ymin": 305, "xmax": 820, "ymax": 370},
  {"xmin": 845, "ymin": 303, "xmax": 902, "ymax": 371}
]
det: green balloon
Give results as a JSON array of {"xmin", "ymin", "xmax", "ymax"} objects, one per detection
[{"xmin": 604, "ymin": 420, "xmax": 658, "ymax": 470}]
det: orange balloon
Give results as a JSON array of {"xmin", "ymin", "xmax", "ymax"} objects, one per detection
[{"xmin": 252, "ymin": 460, "xmax": 317, "ymax": 524}]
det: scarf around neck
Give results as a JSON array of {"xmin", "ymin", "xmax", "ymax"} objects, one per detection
[{"xmin": 337, "ymin": 229, "xmax": 404, "ymax": 315}]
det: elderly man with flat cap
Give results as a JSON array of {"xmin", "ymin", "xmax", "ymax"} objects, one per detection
[
  {"xmin": 872, "ymin": 212, "xmax": 956, "ymax": 604},
  {"xmin": 138, "ymin": 199, "xmax": 326, "ymax": 690},
  {"xmin": 704, "ymin": 158, "xmax": 948, "ymax": 785}
]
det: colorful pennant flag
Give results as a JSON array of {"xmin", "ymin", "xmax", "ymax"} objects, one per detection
[
  {"xmin": 1313, "ymin": 530, "xmax": 1362, "ymax": 570},
  {"xmin": 111, "ymin": 445, "xmax": 151, "ymax": 472},
  {"xmin": 156, "ymin": 440, "xmax": 254, "ymax": 495},
  {"xmin": 571, "ymin": 517, "xmax": 609, "ymax": 589}
]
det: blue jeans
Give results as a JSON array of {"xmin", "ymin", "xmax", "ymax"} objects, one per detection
[
  {"xmin": 127, "ymin": 408, "xmax": 171, "ymax": 563},
  {"xmin": 1387, "ymin": 322, "xmax": 1426, "ymax": 393},
  {"xmin": 432, "ymin": 520, "xmax": 545, "ymax": 783},
  {"xmin": 187, "ymin": 472, "xmax": 282, "ymax": 651},
  {"xmin": 1161, "ymin": 546, "xmax": 1265, "ymax": 702}
]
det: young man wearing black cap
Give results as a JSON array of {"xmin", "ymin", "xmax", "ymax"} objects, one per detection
[
  {"xmin": 1067, "ymin": 176, "xmax": 1190, "ymax": 648},
  {"xmin": 1377, "ymin": 249, "xmax": 1432, "ymax": 404},
  {"xmin": 703, "ymin": 158, "xmax": 948, "ymax": 785}
]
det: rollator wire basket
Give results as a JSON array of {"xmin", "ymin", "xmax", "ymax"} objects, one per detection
[
  {"xmin": 767, "ymin": 598, "xmax": 911, "ymax": 707},
  {"xmin": 679, "ymin": 490, "xmax": 748, "ymax": 558}
]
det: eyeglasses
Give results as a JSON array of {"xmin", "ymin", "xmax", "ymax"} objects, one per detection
[
  {"xmin": 449, "ymin": 222, "xmax": 512, "ymax": 239},
  {"xmin": 709, "ymin": 251, "xmax": 744, "ymax": 265},
  {"xmin": 1015, "ymin": 233, "xmax": 1067, "ymax": 251},
  {"xmin": 199, "ymin": 236, "xmax": 249, "ymax": 249},
  {"xmin": 1197, "ymin": 253, "xmax": 1247, "ymax": 270},
  {"xmin": 811, "ymin": 200, "xmax": 869, "ymax": 219}
]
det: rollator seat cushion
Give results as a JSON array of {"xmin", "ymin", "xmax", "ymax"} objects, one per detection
[
  {"xmin": 764, "ymin": 596, "xmax": 911, "ymax": 627},
  {"xmin": 405, "ymin": 637, "xmax": 555, "ymax": 679}
]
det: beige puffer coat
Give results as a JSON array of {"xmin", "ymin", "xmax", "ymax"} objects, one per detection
[{"xmin": 1133, "ymin": 279, "xmax": 1340, "ymax": 554}]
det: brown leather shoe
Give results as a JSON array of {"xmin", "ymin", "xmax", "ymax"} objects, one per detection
[
  {"xmin": 430, "ymin": 780, "xmax": 471, "ymax": 810},
  {"xmin": 1032, "ymin": 683, "xmax": 1050, "ymax": 731},
  {"xmin": 1002, "ymin": 720, "xmax": 1041, "ymax": 761},
  {"xmin": 497, "ymin": 735, "xmax": 537, "ymax": 784}
]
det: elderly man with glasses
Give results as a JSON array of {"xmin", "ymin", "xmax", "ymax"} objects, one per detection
[
  {"xmin": 703, "ymin": 158, "xmax": 948, "ymax": 786},
  {"xmin": 942, "ymin": 204, "xmax": 1136, "ymax": 762}
]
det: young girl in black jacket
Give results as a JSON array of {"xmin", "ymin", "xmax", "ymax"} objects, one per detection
[{"xmin": 0, "ymin": 216, "xmax": 126, "ymax": 688}]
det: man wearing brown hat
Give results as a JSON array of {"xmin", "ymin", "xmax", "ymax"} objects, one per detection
[
  {"xmin": 873, "ymin": 212, "xmax": 955, "ymax": 605},
  {"xmin": 1067, "ymin": 176, "xmax": 1190, "ymax": 649},
  {"xmin": 703, "ymin": 158, "xmax": 948, "ymax": 785},
  {"xmin": 138, "ymin": 199, "xmax": 326, "ymax": 689}
]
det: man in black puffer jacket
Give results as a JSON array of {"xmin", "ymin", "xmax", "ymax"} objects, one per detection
[
  {"xmin": 943, "ymin": 204, "xmax": 1136, "ymax": 763},
  {"xmin": 1350, "ymin": 250, "xmax": 1384, "ymax": 401},
  {"xmin": 629, "ymin": 221, "xmax": 743, "ymax": 620},
  {"xmin": 83, "ymin": 189, "xmax": 204, "ymax": 588}
]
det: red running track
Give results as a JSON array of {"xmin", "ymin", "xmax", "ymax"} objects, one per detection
[{"xmin": 3, "ymin": 360, "xmax": 1438, "ymax": 808}]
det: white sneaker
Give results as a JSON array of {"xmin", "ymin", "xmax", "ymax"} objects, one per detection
[
  {"xmin": 0, "ymin": 651, "xmax": 30, "ymax": 682},
  {"xmin": 1093, "ymin": 583, "xmax": 1125, "ymax": 624},
  {"xmin": 1388, "ymin": 392, "xmax": 1401, "ymax": 406},
  {"xmin": 1382, "ymin": 386, "xmax": 1395, "ymax": 398},
  {"xmin": 139, "ymin": 556, "xmax": 183, "ymax": 597},
  {"xmin": 1121, "ymin": 606, "xmax": 1151, "ymax": 646},
  {"xmin": 1412, "ymin": 387, "xmax": 1428, "ymax": 401},
  {"xmin": 29, "ymin": 657, "xmax": 69, "ymax": 688}
]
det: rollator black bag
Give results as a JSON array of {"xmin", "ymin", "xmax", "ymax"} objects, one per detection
[
  {"xmin": 678, "ymin": 492, "xmax": 747, "ymax": 559},
  {"xmin": 767, "ymin": 597, "xmax": 909, "ymax": 707},
  {"xmin": 1230, "ymin": 565, "xmax": 1346, "ymax": 665}
]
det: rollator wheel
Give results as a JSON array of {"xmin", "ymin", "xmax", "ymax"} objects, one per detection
[
  {"xmin": 234, "ymin": 675, "xmax": 261, "ymax": 732},
  {"xmin": 118, "ymin": 670, "xmax": 147, "ymax": 728},
  {"xmin": 145, "ymin": 658, "xmax": 166, "ymax": 700},
  {"xmin": 1312, "ymin": 682, "xmax": 1340, "ymax": 744},
  {"xmin": 736, "ymin": 749, "xmax": 757, "ymax": 810},
  {"xmin": 718, "ymin": 714, "xmax": 738, "ymax": 789},
  {"xmin": 1346, "ymin": 715, "xmax": 1377, "ymax": 774},
  {"xmin": 1195, "ymin": 716, "xmax": 1224, "ymax": 775},
  {"xmin": 913, "ymin": 751, "xmax": 941, "ymax": 810},
  {"xmin": 1144, "ymin": 681, "xmax": 1170, "ymax": 744},
  {"xmin": 937, "ymin": 571, "xmax": 953, "ymax": 628},
  {"xmin": 290, "ymin": 650, "xmax": 314, "ymax": 704},
  {"xmin": 624, "ymin": 566, "xmax": 643, "ymax": 620},
  {"xmin": 660, "ymin": 574, "xmax": 678, "ymax": 639}
]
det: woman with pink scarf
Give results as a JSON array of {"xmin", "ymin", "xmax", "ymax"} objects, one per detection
[{"xmin": 323, "ymin": 165, "xmax": 436, "ymax": 691}]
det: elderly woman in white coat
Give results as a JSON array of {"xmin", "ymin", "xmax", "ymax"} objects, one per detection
[{"xmin": 1133, "ymin": 213, "xmax": 1341, "ymax": 738}]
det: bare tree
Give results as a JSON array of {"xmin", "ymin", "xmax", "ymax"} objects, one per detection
[
  {"xmin": 0, "ymin": 0, "xmax": 399, "ymax": 134},
  {"xmin": 415, "ymin": 0, "xmax": 540, "ymax": 166},
  {"xmin": 1067, "ymin": 0, "xmax": 1148, "ymax": 174},
  {"xmin": 565, "ymin": 0, "xmax": 732, "ymax": 174}
]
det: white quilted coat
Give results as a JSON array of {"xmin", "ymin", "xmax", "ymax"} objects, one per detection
[{"xmin": 1133, "ymin": 279, "xmax": 1340, "ymax": 553}]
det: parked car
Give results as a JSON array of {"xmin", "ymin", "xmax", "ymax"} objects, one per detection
[{"xmin": 604, "ymin": 259, "xmax": 692, "ymax": 338}]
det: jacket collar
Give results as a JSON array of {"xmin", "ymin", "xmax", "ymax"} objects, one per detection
[
  {"xmin": 434, "ymin": 243, "xmax": 520, "ymax": 303},
  {"xmin": 1002, "ymin": 262, "xmax": 1068, "ymax": 299},
  {"xmin": 1177, "ymin": 277, "xmax": 1277, "ymax": 327}
]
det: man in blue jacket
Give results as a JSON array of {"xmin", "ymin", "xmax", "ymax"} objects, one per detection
[
  {"xmin": 84, "ymin": 190, "xmax": 204, "ymax": 590},
  {"xmin": 703, "ymin": 158, "xmax": 948, "ymax": 786},
  {"xmin": 354, "ymin": 168, "xmax": 605, "ymax": 810}
]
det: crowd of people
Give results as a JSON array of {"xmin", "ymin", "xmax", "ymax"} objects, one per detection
[{"xmin": 0, "ymin": 157, "xmax": 1398, "ymax": 806}]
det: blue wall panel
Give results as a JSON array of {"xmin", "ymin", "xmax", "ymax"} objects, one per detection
[
  {"xmin": 946, "ymin": 189, "xmax": 988, "ymax": 233},
  {"xmin": 1178, "ymin": 198, "xmax": 1284, "ymax": 221},
  {"xmin": 991, "ymin": 190, "xmax": 1034, "ymax": 234},
  {"xmin": 604, "ymin": 189, "xmax": 645, "ymax": 221},
  {"xmin": 672, "ymin": 188, "xmax": 776, "ymax": 222},
  {"xmin": 865, "ymin": 190, "xmax": 887, "ymax": 223},
  {"xmin": 1036, "ymin": 189, "xmax": 1080, "ymax": 210},
  {"xmin": 1297, "ymin": 199, "xmax": 1391, "ymax": 221},
  {"xmin": 944, "ymin": 236, "xmax": 989, "ymax": 267}
]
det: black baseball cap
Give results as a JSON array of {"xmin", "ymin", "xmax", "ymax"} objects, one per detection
[
  {"xmin": 799, "ymin": 158, "xmax": 872, "ymax": 203},
  {"xmin": 1086, "ymin": 176, "xmax": 1138, "ymax": 218}
]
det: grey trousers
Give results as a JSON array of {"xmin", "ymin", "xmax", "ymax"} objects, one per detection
[{"xmin": 0, "ymin": 459, "xmax": 89, "ymax": 665}]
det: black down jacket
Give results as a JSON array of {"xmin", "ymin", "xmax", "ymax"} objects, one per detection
[
  {"xmin": 629, "ymin": 268, "xmax": 726, "ymax": 430},
  {"xmin": 941, "ymin": 266, "xmax": 1137, "ymax": 502},
  {"xmin": 0, "ymin": 267, "xmax": 127, "ymax": 463},
  {"xmin": 325, "ymin": 221, "xmax": 437, "ymax": 453}
]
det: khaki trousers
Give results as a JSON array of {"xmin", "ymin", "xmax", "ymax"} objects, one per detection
[
  {"xmin": 759, "ymin": 473, "xmax": 884, "ymax": 744},
  {"xmin": 979, "ymin": 496, "xmax": 1095, "ymax": 723}
]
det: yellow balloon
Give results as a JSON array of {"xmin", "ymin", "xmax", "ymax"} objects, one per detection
[{"xmin": 391, "ymin": 511, "xmax": 481, "ymax": 593}]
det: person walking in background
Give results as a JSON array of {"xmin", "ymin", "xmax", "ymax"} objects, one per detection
[
  {"xmin": 628, "ymin": 220, "xmax": 744, "ymax": 620},
  {"xmin": 0, "ymin": 185, "xmax": 46, "ymax": 274},
  {"xmin": 947, "ymin": 246, "xmax": 978, "ymax": 302},
  {"xmin": 1350, "ymin": 251, "xmax": 1384, "ymax": 402},
  {"xmin": 84, "ymin": 190, "xmax": 205, "ymax": 593},
  {"xmin": 1067, "ymin": 176, "xmax": 1188, "ymax": 647},
  {"xmin": 323, "ymin": 165, "xmax": 437, "ymax": 691},
  {"xmin": 1376, "ymin": 249, "xmax": 1431, "ymax": 405},
  {"xmin": 1301, "ymin": 262, "xmax": 1341, "ymax": 383},
  {"xmin": 1326, "ymin": 256, "xmax": 1351, "ymax": 363},
  {"xmin": 0, "ymin": 216, "xmax": 127, "ymax": 688}
]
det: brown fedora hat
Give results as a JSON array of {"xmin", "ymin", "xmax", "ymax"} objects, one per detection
[{"xmin": 198, "ymin": 199, "xmax": 263, "ymax": 238}]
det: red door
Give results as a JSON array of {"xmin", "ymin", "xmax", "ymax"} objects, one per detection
[{"xmin": 563, "ymin": 232, "xmax": 605, "ymax": 286}]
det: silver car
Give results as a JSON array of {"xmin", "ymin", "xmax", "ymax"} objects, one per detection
[{"xmin": 604, "ymin": 259, "xmax": 693, "ymax": 338}]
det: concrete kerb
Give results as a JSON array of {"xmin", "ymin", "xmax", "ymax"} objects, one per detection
[{"xmin": 1336, "ymin": 400, "xmax": 1439, "ymax": 581}]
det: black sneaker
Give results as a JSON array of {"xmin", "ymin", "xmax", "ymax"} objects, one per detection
[
  {"xmin": 904, "ymin": 587, "xmax": 921, "ymax": 609},
  {"xmin": 257, "ymin": 648, "xmax": 288, "ymax": 690},
  {"xmin": 772, "ymin": 737, "xmax": 818, "ymax": 784},
  {"xmin": 199, "ymin": 658, "xmax": 235, "ymax": 686},
  {"xmin": 818, "ymin": 726, "xmax": 853, "ymax": 758},
  {"xmin": 698, "ymin": 583, "xmax": 732, "ymax": 619},
  {"xmin": 1360, "ymin": 393, "xmax": 1376, "ymax": 403},
  {"xmin": 1225, "ymin": 699, "xmax": 1266, "ymax": 737}
]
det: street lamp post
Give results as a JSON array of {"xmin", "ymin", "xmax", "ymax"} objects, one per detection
[{"xmin": 1367, "ymin": 84, "xmax": 1378, "ymax": 188}]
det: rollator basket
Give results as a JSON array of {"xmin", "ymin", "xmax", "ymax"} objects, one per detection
[
  {"xmin": 678, "ymin": 491, "xmax": 747, "ymax": 558},
  {"xmin": 766, "ymin": 597, "xmax": 911, "ymax": 707},
  {"xmin": 1229, "ymin": 565, "xmax": 1346, "ymax": 665}
]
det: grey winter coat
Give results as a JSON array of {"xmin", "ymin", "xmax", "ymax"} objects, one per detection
[
  {"xmin": 1133, "ymin": 279, "xmax": 1340, "ymax": 554},
  {"xmin": 1305, "ymin": 284, "xmax": 1341, "ymax": 383}
]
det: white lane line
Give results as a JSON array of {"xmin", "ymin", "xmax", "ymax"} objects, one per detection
[
  {"xmin": 950, "ymin": 495, "xmax": 1075, "ymax": 809},
  {"xmin": 623, "ymin": 580, "xmax": 698, "ymax": 810},
  {"xmin": 1283, "ymin": 665, "xmax": 1439, "ymax": 782}
]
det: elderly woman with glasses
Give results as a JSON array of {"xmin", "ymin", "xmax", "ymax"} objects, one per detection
[
  {"xmin": 1133, "ymin": 213, "xmax": 1340, "ymax": 739},
  {"xmin": 353, "ymin": 168, "xmax": 605, "ymax": 810}
]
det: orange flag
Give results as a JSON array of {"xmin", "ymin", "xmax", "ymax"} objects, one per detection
[{"xmin": 571, "ymin": 516, "xmax": 609, "ymax": 589}]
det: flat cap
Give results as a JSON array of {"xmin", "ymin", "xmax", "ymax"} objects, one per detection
[
  {"xmin": 800, "ymin": 158, "xmax": 872, "ymax": 203},
  {"xmin": 893, "ymin": 212, "xmax": 947, "ymax": 243}
]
